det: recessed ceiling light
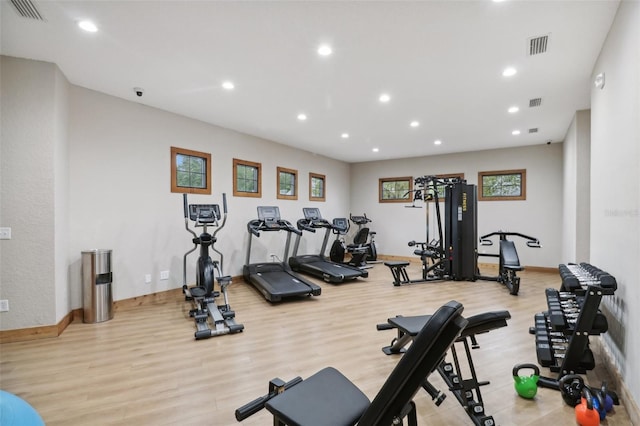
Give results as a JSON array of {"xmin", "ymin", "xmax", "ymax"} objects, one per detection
[
  {"xmin": 512, "ymin": 130, "xmax": 521, "ymax": 135},
  {"xmin": 508, "ymin": 106, "xmax": 519, "ymax": 113},
  {"xmin": 317, "ymin": 44, "xmax": 333, "ymax": 56},
  {"xmin": 502, "ymin": 67, "xmax": 517, "ymax": 77},
  {"xmin": 372, "ymin": 148, "xmax": 379, "ymax": 152},
  {"xmin": 379, "ymin": 93, "xmax": 391, "ymax": 103},
  {"xmin": 78, "ymin": 20, "xmax": 98, "ymax": 32},
  {"xmin": 434, "ymin": 140, "xmax": 442, "ymax": 145},
  {"xmin": 297, "ymin": 113, "xmax": 307, "ymax": 121},
  {"xmin": 222, "ymin": 81, "xmax": 235, "ymax": 90},
  {"xmin": 341, "ymin": 133, "xmax": 349, "ymax": 139},
  {"xmin": 410, "ymin": 121, "xmax": 420, "ymax": 128}
]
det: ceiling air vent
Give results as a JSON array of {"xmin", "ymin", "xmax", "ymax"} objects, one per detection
[
  {"xmin": 529, "ymin": 128, "xmax": 539, "ymax": 134},
  {"xmin": 528, "ymin": 35, "xmax": 549, "ymax": 56},
  {"xmin": 10, "ymin": 0, "xmax": 45, "ymax": 21},
  {"xmin": 529, "ymin": 98, "xmax": 542, "ymax": 108}
]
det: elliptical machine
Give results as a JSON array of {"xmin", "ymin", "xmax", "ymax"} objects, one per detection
[{"xmin": 182, "ymin": 193, "xmax": 243, "ymax": 340}]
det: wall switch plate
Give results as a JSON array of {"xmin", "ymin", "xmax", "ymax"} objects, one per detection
[
  {"xmin": 0, "ymin": 228, "xmax": 11, "ymax": 240},
  {"xmin": 160, "ymin": 270, "xmax": 169, "ymax": 280},
  {"xmin": 145, "ymin": 274, "xmax": 152, "ymax": 283},
  {"xmin": 0, "ymin": 300, "xmax": 9, "ymax": 312}
]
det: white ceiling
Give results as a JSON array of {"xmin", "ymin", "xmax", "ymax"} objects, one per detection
[{"xmin": 1, "ymin": 0, "xmax": 620, "ymax": 163}]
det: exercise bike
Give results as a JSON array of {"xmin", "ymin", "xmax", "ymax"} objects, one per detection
[
  {"xmin": 182, "ymin": 193, "xmax": 243, "ymax": 340},
  {"xmin": 476, "ymin": 231, "xmax": 540, "ymax": 295},
  {"xmin": 349, "ymin": 213, "xmax": 378, "ymax": 263}
]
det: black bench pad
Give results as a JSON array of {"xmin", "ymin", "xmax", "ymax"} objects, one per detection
[
  {"xmin": 388, "ymin": 311, "xmax": 511, "ymax": 338},
  {"xmin": 265, "ymin": 367, "xmax": 370, "ymax": 426}
]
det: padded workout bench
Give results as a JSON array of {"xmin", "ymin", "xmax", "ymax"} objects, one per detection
[
  {"xmin": 378, "ymin": 310, "xmax": 511, "ymax": 426},
  {"xmin": 236, "ymin": 301, "xmax": 468, "ymax": 425}
]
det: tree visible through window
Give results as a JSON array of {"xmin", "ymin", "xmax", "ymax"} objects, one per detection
[
  {"xmin": 170, "ymin": 147, "xmax": 211, "ymax": 194},
  {"xmin": 277, "ymin": 167, "xmax": 298, "ymax": 200},
  {"xmin": 433, "ymin": 173, "xmax": 465, "ymax": 200},
  {"xmin": 309, "ymin": 172, "xmax": 325, "ymax": 202},
  {"xmin": 478, "ymin": 169, "xmax": 526, "ymax": 201},
  {"xmin": 379, "ymin": 177, "xmax": 412, "ymax": 203},
  {"xmin": 233, "ymin": 158, "xmax": 262, "ymax": 198}
]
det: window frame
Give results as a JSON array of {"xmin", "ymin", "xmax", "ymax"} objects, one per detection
[
  {"xmin": 277, "ymin": 166, "xmax": 298, "ymax": 200},
  {"xmin": 233, "ymin": 158, "xmax": 262, "ymax": 198},
  {"xmin": 309, "ymin": 172, "xmax": 326, "ymax": 202},
  {"xmin": 379, "ymin": 176, "xmax": 413, "ymax": 203},
  {"xmin": 170, "ymin": 146, "xmax": 211, "ymax": 195},
  {"xmin": 478, "ymin": 169, "xmax": 526, "ymax": 201}
]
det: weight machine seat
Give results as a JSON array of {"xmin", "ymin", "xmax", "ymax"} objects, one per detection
[
  {"xmin": 500, "ymin": 240, "xmax": 524, "ymax": 271},
  {"xmin": 387, "ymin": 310, "xmax": 511, "ymax": 340},
  {"xmin": 264, "ymin": 301, "xmax": 468, "ymax": 426}
]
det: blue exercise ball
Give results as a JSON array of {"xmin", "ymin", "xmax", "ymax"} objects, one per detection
[{"xmin": 0, "ymin": 390, "xmax": 45, "ymax": 426}]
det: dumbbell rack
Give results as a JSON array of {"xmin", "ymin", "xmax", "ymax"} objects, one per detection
[{"xmin": 531, "ymin": 263, "xmax": 617, "ymax": 389}]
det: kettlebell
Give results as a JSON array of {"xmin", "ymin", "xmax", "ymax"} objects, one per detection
[
  {"xmin": 575, "ymin": 387, "xmax": 600, "ymax": 426},
  {"xmin": 512, "ymin": 363, "xmax": 540, "ymax": 399},
  {"xmin": 559, "ymin": 374, "xmax": 585, "ymax": 406}
]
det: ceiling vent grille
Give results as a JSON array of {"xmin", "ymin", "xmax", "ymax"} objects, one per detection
[
  {"xmin": 529, "ymin": 128, "xmax": 539, "ymax": 134},
  {"xmin": 529, "ymin": 98, "xmax": 542, "ymax": 108},
  {"xmin": 10, "ymin": 0, "xmax": 45, "ymax": 21},
  {"xmin": 528, "ymin": 35, "xmax": 549, "ymax": 56}
]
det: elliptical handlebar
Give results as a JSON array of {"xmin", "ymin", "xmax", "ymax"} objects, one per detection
[{"xmin": 211, "ymin": 193, "xmax": 228, "ymax": 239}]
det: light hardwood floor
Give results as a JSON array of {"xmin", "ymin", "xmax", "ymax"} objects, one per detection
[{"xmin": 0, "ymin": 263, "xmax": 633, "ymax": 425}]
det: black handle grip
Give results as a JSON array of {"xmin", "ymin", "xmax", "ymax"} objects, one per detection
[
  {"xmin": 183, "ymin": 193, "xmax": 188, "ymax": 218},
  {"xmin": 235, "ymin": 376, "xmax": 303, "ymax": 421},
  {"xmin": 222, "ymin": 193, "xmax": 228, "ymax": 214},
  {"xmin": 235, "ymin": 396, "xmax": 268, "ymax": 421},
  {"xmin": 376, "ymin": 323, "xmax": 393, "ymax": 331}
]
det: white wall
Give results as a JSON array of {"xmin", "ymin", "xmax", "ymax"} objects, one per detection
[
  {"xmin": 67, "ymin": 85, "xmax": 351, "ymax": 307},
  {"xmin": 349, "ymin": 143, "xmax": 563, "ymax": 268},
  {"xmin": 0, "ymin": 56, "xmax": 69, "ymax": 329},
  {"xmin": 562, "ymin": 109, "xmax": 591, "ymax": 263},
  {"xmin": 590, "ymin": 0, "xmax": 640, "ymax": 409}
]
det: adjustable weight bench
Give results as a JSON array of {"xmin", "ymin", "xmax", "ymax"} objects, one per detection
[
  {"xmin": 236, "ymin": 300, "xmax": 468, "ymax": 425},
  {"xmin": 377, "ymin": 310, "xmax": 511, "ymax": 426}
]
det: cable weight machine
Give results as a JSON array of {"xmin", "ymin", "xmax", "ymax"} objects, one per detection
[{"xmin": 384, "ymin": 176, "xmax": 477, "ymax": 284}]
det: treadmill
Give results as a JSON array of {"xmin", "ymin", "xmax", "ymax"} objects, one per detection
[
  {"xmin": 289, "ymin": 207, "xmax": 368, "ymax": 283},
  {"xmin": 243, "ymin": 206, "xmax": 322, "ymax": 302}
]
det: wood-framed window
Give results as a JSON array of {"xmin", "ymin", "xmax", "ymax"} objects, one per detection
[
  {"xmin": 233, "ymin": 158, "xmax": 262, "ymax": 198},
  {"xmin": 277, "ymin": 167, "xmax": 298, "ymax": 200},
  {"xmin": 379, "ymin": 176, "xmax": 413, "ymax": 203},
  {"xmin": 478, "ymin": 169, "xmax": 526, "ymax": 201},
  {"xmin": 433, "ymin": 173, "xmax": 465, "ymax": 200},
  {"xmin": 170, "ymin": 146, "xmax": 211, "ymax": 194},
  {"xmin": 309, "ymin": 172, "xmax": 326, "ymax": 202}
]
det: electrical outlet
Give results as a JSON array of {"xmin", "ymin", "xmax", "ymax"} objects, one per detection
[
  {"xmin": 0, "ymin": 227, "xmax": 11, "ymax": 240},
  {"xmin": 145, "ymin": 274, "xmax": 152, "ymax": 284},
  {"xmin": 160, "ymin": 270, "xmax": 169, "ymax": 280},
  {"xmin": 0, "ymin": 300, "xmax": 9, "ymax": 312}
]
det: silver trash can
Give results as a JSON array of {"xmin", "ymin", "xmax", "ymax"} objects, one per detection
[{"xmin": 82, "ymin": 249, "xmax": 114, "ymax": 323}]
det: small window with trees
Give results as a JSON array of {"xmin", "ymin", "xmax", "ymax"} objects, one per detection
[
  {"xmin": 309, "ymin": 172, "xmax": 326, "ymax": 202},
  {"xmin": 277, "ymin": 167, "xmax": 298, "ymax": 200},
  {"xmin": 478, "ymin": 169, "xmax": 526, "ymax": 201},
  {"xmin": 171, "ymin": 146, "xmax": 211, "ymax": 194},
  {"xmin": 233, "ymin": 158, "xmax": 262, "ymax": 198},
  {"xmin": 379, "ymin": 177, "xmax": 412, "ymax": 203}
]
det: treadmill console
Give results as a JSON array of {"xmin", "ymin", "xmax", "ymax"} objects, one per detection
[
  {"xmin": 189, "ymin": 204, "xmax": 221, "ymax": 224},
  {"xmin": 303, "ymin": 207, "xmax": 322, "ymax": 220},
  {"xmin": 257, "ymin": 206, "xmax": 282, "ymax": 229},
  {"xmin": 303, "ymin": 207, "xmax": 330, "ymax": 227}
]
